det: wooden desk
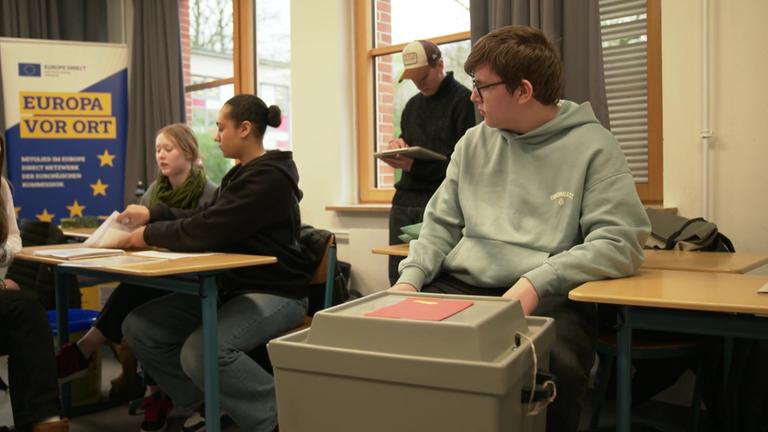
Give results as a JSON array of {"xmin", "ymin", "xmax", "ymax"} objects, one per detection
[
  {"xmin": 569, "ymin": 270, "xmax": 768, "ymax": 432},
  {"xmin": 373, "ymin": 245, "xmax": 768, "ymax": 275},
  {"xmin": 17, "ymin": 244, "xmax": 276, "ymax": 432},
  {"xmin": 371, "ymin": 243, "xmax": 409, "ymax": 257},
  {"xmin": 642, "ymin": 249, "xmax": 768, "ymax": 273}
]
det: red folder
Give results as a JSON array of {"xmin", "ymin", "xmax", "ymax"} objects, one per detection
[{"xmin": 365, "ymin": 297, "xmax": 474, "ymax": 321}]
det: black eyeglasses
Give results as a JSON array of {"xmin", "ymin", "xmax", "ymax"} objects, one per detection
[{"xmin": 472, "ymin": 78, "xmax": 506, "ymax": 102}]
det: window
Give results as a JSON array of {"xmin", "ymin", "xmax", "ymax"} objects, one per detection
[
  {"xmin": 356, "ymin": 0, "xmax": 660, "ymax": 203},
  {"xmin": 599, "ymin": 0, "xmax": 662, "ymax": 203},
  {"xmin": 180, "ymin": 0, "xmax": 292, "ymax": 184},
  {"xmin": 355, "ymin": 0, "xmax": 471, "ymax": 202},
  {"xmin": 256, "ymin": 0, "xmax": 292, "ymax": 151}
]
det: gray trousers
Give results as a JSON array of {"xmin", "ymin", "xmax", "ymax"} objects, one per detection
[{"xmin": 123, "ymin": 291, "xmax": 307, "ymax": 432}]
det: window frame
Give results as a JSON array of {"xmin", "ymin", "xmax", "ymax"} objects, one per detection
[
  {"xmin": 638, "ymin": 0, "xmax": 663, "ymax": 204},
  {"xmin": 183, "ymin": 0, "xmax": 255, "ymax": 99},
  {"xmin": 233, "ymin": 0, "xmax": 256, "ymax": 94},
  {"xmin": 354, "ymin": 0, "xmax": 470, "ymax": 203}
]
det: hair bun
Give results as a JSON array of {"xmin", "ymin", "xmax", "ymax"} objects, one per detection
[{"xmin": 266, "ymin": 105, "xmax": 282, "ymax": 128}]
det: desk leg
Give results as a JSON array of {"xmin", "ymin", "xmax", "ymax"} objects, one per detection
[
  {"xmin": 200, "ymin": 276, "xmax": 220, "ymax": 432},
  {"xmin": 616, "ymin": 306, "xmax": 632, "ymax": 432},
  {"xmin": 54, "ymin": 269, "xmax": 72, "ymax": 415}
]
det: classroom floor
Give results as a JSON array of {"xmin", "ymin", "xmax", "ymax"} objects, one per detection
[
  {"xmin": 0, "ymin": 347, "xmax": 239, "ymax": 432},
  {"xmin": 0, "ymin": 348, "xmax": 694, "ymax": 432}
]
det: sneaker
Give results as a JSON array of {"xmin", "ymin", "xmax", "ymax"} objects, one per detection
[
  {"xmin": 31, "ymin": 418, "xmax": 69, "ymax": 432},
  {"xmin": 56, "ymin": 343, "xmax": 89, "ymax": 383},
  {"xmin": 182, "ymin": 405, "xmax": 227, "ymax": 432},
  {"xmin": 139, "ymin": 392, "xmax": 173, "ymax": 432}
]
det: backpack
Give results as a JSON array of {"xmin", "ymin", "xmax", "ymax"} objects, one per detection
[
  {"xmin": 645, "ymin": 208, "xmax": 734, "ymax": 252},
  {"xmin": 298, "ymin": 225, "xmax": 351, "ymax": 315}
]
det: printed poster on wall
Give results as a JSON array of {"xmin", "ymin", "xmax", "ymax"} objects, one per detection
[{"xmin": 0, "ymin": 37, "xmax": 128, "ymax": 225}]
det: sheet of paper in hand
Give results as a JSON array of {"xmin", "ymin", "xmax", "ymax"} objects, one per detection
[{"xmin": 83, "ymin": 211, "xmax": 133, "ymax": 248}]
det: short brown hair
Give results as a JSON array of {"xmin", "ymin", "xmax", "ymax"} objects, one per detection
[
  {"xmin": 464, "ymin": 25, "xmax": 562, "ymax": 105},
  {"xmin": 156, "ymin": 123, "xmax": 199, "ymax": 163}
]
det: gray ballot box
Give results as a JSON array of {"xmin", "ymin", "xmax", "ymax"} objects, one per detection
[{"xmin": 267, "ymin": 291, "xmax": 556, "ymax": 432}]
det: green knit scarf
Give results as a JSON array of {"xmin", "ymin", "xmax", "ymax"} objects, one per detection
[{"xmin": 148, "ymin": 167, "xmax": 206, "ymax": 209}]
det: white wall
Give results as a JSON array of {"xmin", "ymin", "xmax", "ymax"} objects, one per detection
[
  {"xmin": 662, "ymin": 0, "xmax": 768, "ymax": 253},
  {"xmin": 291, "ymin": 0, "xmax": 353, "ymax": 227},
  {"xmin": 291, "ymin": 0, "xmax": 390, "ymax": 295}
]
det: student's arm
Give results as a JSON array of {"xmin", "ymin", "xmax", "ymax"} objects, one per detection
[
  {"xmin": 395, "ymin": 138, "xmax": 467, "ymax": 289},
  {"xmin": 143, "ymin": 167, "xmax": 295, "ymax": 252},
  {"xmin": 522, "ymin": 165, "xmax": 651, "ymax": 299},
  {"xmin": 148, "ymin": 202, "xmax": 201, "ymax": 222}
]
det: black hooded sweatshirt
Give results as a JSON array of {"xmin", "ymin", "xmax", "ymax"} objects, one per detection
[{"xmin": 143, "ymin": 150, "xmax": 310, "ymax": 300}]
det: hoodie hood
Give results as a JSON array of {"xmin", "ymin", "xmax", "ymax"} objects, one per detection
[
  {"xmin": 239, "ymin": 150, "xmax": 303, "ymax": 200},
  {"xmin": 500, "ymin": 100, "xmax": 601, "ymax": 146}
]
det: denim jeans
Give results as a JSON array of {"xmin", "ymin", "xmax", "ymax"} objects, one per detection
[
  {"xmin": 94, "ymin": 283, "xmax": 168, "ymax": 343},
  {"xmin": 123, "ymin": 291, "xmax": 307, "ymax": 432}
]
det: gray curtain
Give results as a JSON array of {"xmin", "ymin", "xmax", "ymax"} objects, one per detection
[
  {"xmin": 124, "ymin": 0, "xmax": 186, "ymax": 205},
  {"xmin": 469, "ymin": 0, "xmax": 610, "ymax": 128},
  {"xmin": 0, "ymin": 0, "xmax": 107, "ymax": 40},
  {"xmin": 0, "ymin": 0, "xmax": 107, "ymax": 168}
]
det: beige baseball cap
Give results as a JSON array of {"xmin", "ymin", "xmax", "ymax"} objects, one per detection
[{"xmin": 399, "ymin": 40, "xmax": 442, "ymax": 83}]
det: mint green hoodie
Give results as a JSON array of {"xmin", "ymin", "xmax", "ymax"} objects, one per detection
[{"xmin": 397, "ymin": 100, "xmax": 651, "ymax": 298}]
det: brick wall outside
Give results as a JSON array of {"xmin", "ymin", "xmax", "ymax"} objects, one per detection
[
  {"xmin": 375, "ymin": 0, "xmax": 396, "ymax": 188},
  {"xmin": 179, "ymin": 0, "xmax": 192, "ymax": 123}
]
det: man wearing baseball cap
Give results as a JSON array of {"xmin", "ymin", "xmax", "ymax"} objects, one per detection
[{"xmin": 381, "ymin": 40, "xmax": 475, "ymax": 284}]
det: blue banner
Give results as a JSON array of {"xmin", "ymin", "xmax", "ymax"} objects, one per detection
[{"xmin": 1, "ymin": 38, "xmax": 128, "ymax": 224}]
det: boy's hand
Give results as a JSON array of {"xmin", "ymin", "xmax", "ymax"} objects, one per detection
[
  {"xmin": 380, "ymin": 138, "xmax": 414, "ymax": 172},
  {"xmin": 388, "ymin": 283, "xmax": 418, "ymax": 293},
  {"xmin": 117, "ymin": 205, "xmax": 150, "ymax": 228},
  {"xmin": 380, "ymin": 154, "xmax": 414, "ymax": 172},
  {"xmin": 503, "ymin": 277, "xmax": 540, "ymax": 315},
  {"xmin": 117, "ymin": 226, "xmax": 148, "ymax": 249}
]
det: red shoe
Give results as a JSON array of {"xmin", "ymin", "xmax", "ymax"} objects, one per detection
[
  {"xmin": 56, "ymin": 343, "xmax": 89, "ymax": 383},
  {"xmin": 139, "ymin": 392, "xmax": 173, "ymax": 432}
]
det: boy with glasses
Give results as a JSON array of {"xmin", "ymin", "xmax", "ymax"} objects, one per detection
[
  {"xmin": 381, "ymin": 40, "xmax": 475, "ymax": 284},
  {"xmin": 391, "ymin": 26, "xmax": 650, "ymax": 431}
]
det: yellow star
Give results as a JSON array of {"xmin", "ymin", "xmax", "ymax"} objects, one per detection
[
  {"xmin": 97, "ymin": 149, "xmax": 116, "ymax": 167},
  {"xmin": 36, "ymin": 208, "xmax": 55, "ymax": 223},
  {"xmin": 66, "ymin": 200, "xmax": 86, "ymax": 217},
  {"xmin": 90, "ymin": 179, "xmax": 109, "ymax": 196},
  {"xmin": 14, "ymin": 207, "xmax": 21, "ymax": 217}
]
